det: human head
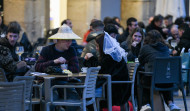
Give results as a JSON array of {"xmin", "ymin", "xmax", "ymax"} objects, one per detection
[
  {"xmin": 138, "ymin": 21, "xmax": 145, "ymax": 29},
  {"xmin": 56, "ymin": 39, "xmax": 72, "ymax": 51},
  {"xmin": 170, "ymin": 25, "xmax": 179, "ymax": 39},
  {"xmin": 126, "ymin": 17, "xmax": 138, "ymax": 33},
  {"xmin": 174, "ymin": 17, "xmax": 184, "ymax": 26},
  {"xmin": 130, "ymin": 27, "xmax": 144, "ymax": 44},
  {"xmin": 90, "ymin": 20, "xmax": 104, "ymax": 31},
  {"xmin": 153, "ymin": 14, "xmax": 164, "ymax": 27},
  {"xmin": 144, "ymin": 30, "xmax": 165, "ymax": 45},
  {"xmin": 178, "ymin": 23, "xmax": 189, "ymax": 37},
  {"xmin": 103, "ymin": 17, "xmax": 114, "ymax": 26},
  {"xmin": 6, "ymin": 21, "xmax": 21, "ymax": 46},
  {"xmin": 113, "ymin": 16, "xmax": 120, "ymax": 24},
  {"xmin": 104, "ymin": 24, "xmax": 118, "ymax": 38},
  {"xmin": 61, "ymin": 19, "xmax": 73, "ymax": 29},
  {"xmin": 164, "ymin": 15, "xmax": 173, "ymax": 27}
]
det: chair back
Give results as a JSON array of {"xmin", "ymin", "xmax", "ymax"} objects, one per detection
[
  {"xmin": 0, "ymin": 81, "xmax": 25, "ymax": 111},
  {"xmin": 84, "ymin": 67, "xmax": 101, "ymax": 99},
  {"xmin": 0, "ymin": 68, "xmax": 8, "ymax": 82},
  {"xmin": 153, "ymin": 56, "xmax": 181, "ymax": 85},
  {"xmin": 127, "ymin": 63, "xmax": 139, "ymax": 81},
  {"xmin": 13, "ymin": 76, "xmax": 34, "ymax": 110}
]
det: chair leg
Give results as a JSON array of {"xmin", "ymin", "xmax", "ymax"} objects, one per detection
[
  {"xmin": 93, "ymin": 101, "xmax": 97, "ymax": 111},
  {"xmin": 180, "ymin": 88, "xmax": 188, "ymax": 111},
  {"xmin": 150, "ymin": 88, "xmax": 154, "ymax": 111}
]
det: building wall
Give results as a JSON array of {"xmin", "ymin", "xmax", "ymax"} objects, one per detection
[{"xmin": 4, "ymin": 0, "xmax": 49, "ymax": 44}]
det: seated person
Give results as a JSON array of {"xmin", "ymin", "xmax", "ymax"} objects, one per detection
[
  {"xmin": 84, "ymin": 32, "xmax": 130, "ymax": 109},
  {"xmin": 0, "ymin": 21, "xmax": 27, "ymax": 81},
  {"xmin": 35, "ymin": 24, "xmax": 81, "ymax": 111},
  {"xmin": 121, "ymin": 27, "xmax": 145, "ymax": 61},
  {"xmin": 138, "ymin": 30, "xmax": 180, "ymax": 111}
]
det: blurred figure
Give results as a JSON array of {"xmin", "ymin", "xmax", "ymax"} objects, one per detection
[
  {"xmin": 84, "ymin": 32, "xmax": 130, "ymax": 109},
  {"xmin": 82, "ymin": 19, "xmax": 97, "ymax": 46},
  {"xmin": 138, "ymin": 21, "xmax": 146, "ymax": 33},
  {"xmin": 81, "ymin": 20, "xmax": 104, "ymax": 58},
  {"xmin": 184, "ymin": 16, "xmax": 190, "ymax": 27},
  {"xmin": 113, "ymin": 16, "xmax": 124, "ymax": 34},
  {"xmin": 103, "ymin": 16, "xmax": 114, "ymax": 26},
  {"xmin": 146, "ymin": 14, "xmax": 168, "ymax": 39},
  {"xmin": 174, "ymin": 17, "xmax": 184, "ymax": 26},
  {"xmin": 0, "ymin": 21, "xmax": 27, "ymax": 81},
  {"xmin": 121, "ymin": 27, "xmax": 145, "ymax": 61},
  {"xmin": 166, "ymin": 25, "xmax": 180, "ymax": 46},
  {"xmin": 173, "ymin": 23, "xmax": 190, "ymax": 56},
  {"xmin": 117, "ymin": 17, "xmax": 138, "ymax": 43},
  {"xmin": 0, "ymin": 16, "xmax": 7, "ymax": 38},
  {"xmin": 164, "ymin": 15, "xmax": 173, "ymax": 30},
  {"xmin": 148, "ymin": 16, "xmax": 154, "ymax": 25}
]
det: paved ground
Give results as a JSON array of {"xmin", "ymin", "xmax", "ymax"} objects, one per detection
[{"xmin": 165, "ymin": 96, "xmax": 190, "ymax": 111}]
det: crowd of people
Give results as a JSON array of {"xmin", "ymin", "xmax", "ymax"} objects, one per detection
[{"xmin": 0, "ymin": 13, "xmax": 190, "ymax": 111}]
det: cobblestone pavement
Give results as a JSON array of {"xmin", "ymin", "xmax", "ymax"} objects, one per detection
[{"xmin": 165, "ymin": 96, "xmax": 190, "ymax": 111}]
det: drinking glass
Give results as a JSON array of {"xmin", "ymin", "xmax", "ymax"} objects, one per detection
[
  {"xmin": 171, "ymin": 40, "xmax": 177, "ymax": 48},
  {"xmin": 36, "ymin": 46, "xmax": 43, "ymax": 56},
  {"xmin": 15, "ymin": 46, "xmax": 24, "ymax": 61}
]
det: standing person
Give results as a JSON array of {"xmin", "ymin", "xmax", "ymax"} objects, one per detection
[
  {"xmin": 35, "ymin": 24, "xmax": 81, "ymax": 111},
  {"xmin": 117, "ymin": 17, "xmax": 138, "ymax": 43},
  {"xmin": 84, "ymin": 32, "xmax": 130, "ymax": 109},
  {"xmin": 0, "ymin": 21, "xmax": 27, "ymax": 81},
  {"xmin": 138, "ymin": 30, "xmax": 180, "ymax": 111},
  {"xmin": 0, "ymin": 15, "xmax": 7, "ymax": 38},
  {"xmin": 121, "ymin": 27, "xmax": 145, "ymax": 61}
]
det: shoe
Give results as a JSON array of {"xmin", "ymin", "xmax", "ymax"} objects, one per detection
[
  {"xmin": 168, "ymin": 103, "xmax": 181, "ymax": 111},
  {"xmin": 140, "ymin": 104, "xmax": 151, "ymax": 111}
]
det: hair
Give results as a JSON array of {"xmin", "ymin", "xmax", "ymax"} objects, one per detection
[
  {"xmin": 95, "ymin": 33, "xmax": 105, "ymax": 59},
  {"xmin": 103, "ymin": 17, "xmax": 114, "ymax": 26},
  {"xmin": 152, "ymin": 14, "xmax": 163, "ymax": 23},
  {"xmin": 178, "ymin": 23, "xmax": 189, "ymax": 31},
  {"xmin": 90, "ymin": 20, "xmax": 104, "ymax": 30},
  {"xmin": 144, "ymin": 30, "xmax": 166, "ymax": 45},
  {"xmin": 61, "ymin": 19, "xmax": 71, "ymax": 25},
  {"xmin": 126, "ymin": 17, "xmax": 137, "ymax": 26},
  {"xmin": 164, "ymin": 15, "xmax": 173, "ymax": 20},
  {"xmin": 174, "ymin": 17, "xmax": 184, "ymax": 26},
  {"xmin": 138, "ymin": 21, "xmax": 145, "ymax": 29},
  {"xmin": 104, "ymin": 24, "xmax": 118, "ymax": 34},
  {"xmin": 126, "ymin": 27, "xmax": 145, "ymax": 49},
  {"xmin": 7, "ymin": 21, "xmax": 21, "ymax": 34}
]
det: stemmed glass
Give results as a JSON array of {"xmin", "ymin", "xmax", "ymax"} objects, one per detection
[
  {"xmin": 15, "ymin": 46, "xmax": 24, "ymax": 61},
  {"xmin": 171, "ymin": 40, "xmax": 177, "ymax": 48},
  {"xmin": 36, "ymin": 46, "xmax": 43, "ymax": 56}
]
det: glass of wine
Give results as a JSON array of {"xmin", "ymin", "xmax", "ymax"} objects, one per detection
[
  {"xmin": 15, "ymin": 46, "xmax": 24, "ymax": 61},
  {"xmin": 36, "ymin": 46, "xmax": 43, "ymax": 56},
  {"xmin": 171, "ymin": 40, "xmax": 177, "ymax": 48}
]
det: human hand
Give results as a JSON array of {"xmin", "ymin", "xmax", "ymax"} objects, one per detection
[
  {"xmin": 16, "ymin": 61, "xmax": 27, "ymax": 69},
  {"xmin": 131, "ymin": 41, "xmax": 139, "ymax": 47},
  {"xmin": 172, "ymin": 50, "xmax": 177, "ymax": 55},
  {"xmin": 54, "ymin": 57, "xmax": 66, "ymax": 64},
  {"xmin": 84, "ymin": 53, "xmax": 93, "ymax": 60}
]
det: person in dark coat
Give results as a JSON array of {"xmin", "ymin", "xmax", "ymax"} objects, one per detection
[
  {"xmin": 83, "ymin": 32, "xmax": 130, "ymax": 108},
  {"xmin": 121, "ymin": 27, "xmax": 145, "ymax": 61},
  {"xmin": 146, "ymin": 14, "xmax": 168, "ymax": 39},
  {"xmin": 138, "ymin": 30, "xmax": 180, "ymax": 111},
  {"xmin": 173, "ymin": 23, "xmax": 190, "ymax": 56}
]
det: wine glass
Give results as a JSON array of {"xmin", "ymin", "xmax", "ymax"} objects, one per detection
[
  {"xmin": 36, "ymin": 46, "xmax": 43, "ymax": 56},
  {"xmin": 171, "ymin": 40, "xmax": 177, "ymax": 48},
  {"xmin": 15, "ymin": 46, "xmax": 24, "ymax": 61}
]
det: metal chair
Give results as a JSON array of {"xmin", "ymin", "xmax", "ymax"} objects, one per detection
[
  {"xmin": 138, "ymin": 56, "xmax": 188, "ymax": 111},
  {"xmin": 46, "ymin": 67, "xmax": 101, "ymax": 111},
  {"xmin": 14, "ymin": 76, "xmax": 34, "ymax": 111},
  {"xmin": 0, "ymin": 68, "xmax": 8, "ymax": 82},
  {"xmin": 0, "ymin": 81, "xmax": 26, "ymax": 111},
  {"xmin": 96, "ymin": 63, "xmax": 139, "ymax": 111}
]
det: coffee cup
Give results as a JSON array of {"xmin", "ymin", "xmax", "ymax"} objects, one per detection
[{"xmin": 81, "ymin": 67, "xmax": 88, "ymax": 73}]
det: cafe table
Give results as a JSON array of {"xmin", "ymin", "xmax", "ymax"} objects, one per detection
[{"xmin": 32, "ymin": 72, "xmax": 112, "ymax": 111}]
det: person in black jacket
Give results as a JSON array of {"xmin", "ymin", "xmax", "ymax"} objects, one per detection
[
  {"xmin": 138, "ymin": 30, "xmax": 180, "ymax": 111},
  {"xmin": 84, "ymin": 32, "xmax": 130, "ymax": 109}
]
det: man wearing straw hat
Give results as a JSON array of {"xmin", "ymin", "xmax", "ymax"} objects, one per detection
[{"xmin": 35, "ymin": 24, "xmax": 81, "ymax": 111}]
